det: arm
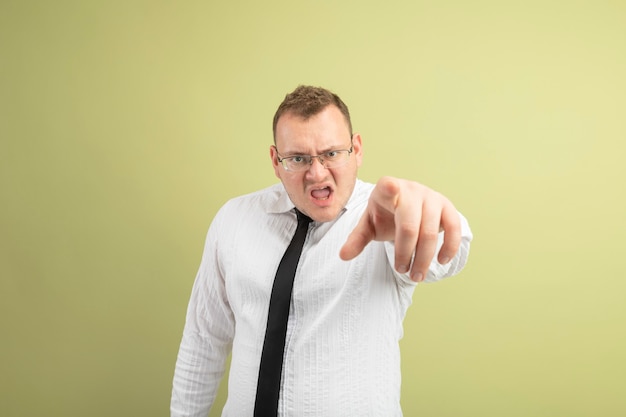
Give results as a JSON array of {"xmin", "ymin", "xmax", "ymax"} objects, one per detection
[
  {"xmin": 171, "ymin": 221, "xmax": 235, "ymax": 417},
  {"xmin": 340, "ymin": 176, "xmax": 472, "ymax": 282}
]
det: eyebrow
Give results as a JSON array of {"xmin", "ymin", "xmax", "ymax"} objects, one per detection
[{"xmin": 280, "ymin": 143, "xmax": 349, "ymax": 157}]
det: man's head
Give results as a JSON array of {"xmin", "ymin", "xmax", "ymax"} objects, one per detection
[
  {"xmin": 270, "ymin": 85, "xmax": 363, "ymax": 222},
  {"xmin": 272, "ymin": 85, "xmax": 353, "ymax": 142}
]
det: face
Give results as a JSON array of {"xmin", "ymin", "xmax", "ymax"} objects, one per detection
[{"xmin": 270, "ymin": 105, "xmax": 363, "ymax": 222}]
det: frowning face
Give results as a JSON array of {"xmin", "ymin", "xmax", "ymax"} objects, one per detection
[{"xmin": 271, "ymin": 105, "xmax": 363, "ymax": 222}]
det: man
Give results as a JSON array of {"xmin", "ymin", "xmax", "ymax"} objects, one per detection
[{"xmin": 171, "ymin": 85, "xmax": 472, "ymax": 416}]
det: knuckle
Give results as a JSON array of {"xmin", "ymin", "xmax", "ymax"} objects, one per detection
[
  {"xmin": 398, "ymin": 222, "xmax": 420, "ymax": 236},
  {"xmin": 419, "ymin": 229, "xmax": 439, "ymax": 241}
]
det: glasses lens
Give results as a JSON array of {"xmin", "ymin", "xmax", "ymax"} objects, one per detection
[
  {"xmin": 323, "ymin": 151, "xmax": 350, "ymax": 169},
  {"xmin": 282, "ymin": 148, "xmax": 351, "ymax": 171},
  {"xmin": 285, "ymin": 156, "xmax": 310, "ymax": 171}
]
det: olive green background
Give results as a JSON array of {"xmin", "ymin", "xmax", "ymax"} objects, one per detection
[{"xmin": 1, "ymin": 1, "xmax": 625, "ymax": 416}]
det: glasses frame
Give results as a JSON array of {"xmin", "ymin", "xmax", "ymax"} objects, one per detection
[{"xmin": 274, "ymin": 137, "xmax": 354, "ymax": 172}]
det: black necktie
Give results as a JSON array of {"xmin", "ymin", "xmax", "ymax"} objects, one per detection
[{"xmin": 254, "ymin": 209, "xmax": 312, "ymax": 417}]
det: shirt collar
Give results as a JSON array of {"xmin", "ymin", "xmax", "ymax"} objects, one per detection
[
  {"xmin": 267, "ymin": 182, "xmax": 296, "ymax": 214},
  {"xmin": 266, "ymin": 180, "xmax": 369, "ymax": 217}
]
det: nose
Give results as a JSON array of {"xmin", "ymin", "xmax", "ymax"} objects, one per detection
[
  {"xmin": 311, "ymin": 155, "xmax": 326, "ymax": 167},
  {"xmin": 305, "ymin": 156, "xmax": 327, "ymax": 179}
]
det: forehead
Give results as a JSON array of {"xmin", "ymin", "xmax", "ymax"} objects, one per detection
[{"xmin": 275, "ymin": 106, "xmax": 351, "ymax": 152}]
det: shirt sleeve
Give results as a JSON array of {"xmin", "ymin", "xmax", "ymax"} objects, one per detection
[
  {"xmin": 171, "ymin": 213, "xmax": 235, "ymax": 417},
  {"xmin": 385, "ymin": 210, "xmax": 473, "ymax": 285}
]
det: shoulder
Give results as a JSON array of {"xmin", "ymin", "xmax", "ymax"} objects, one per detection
[
  {"xmin": 345, "ymin": 179, "xmax": 375, "ymax": 212},
  {"xmin": 355, "ymin": 179, "xmax": 375, "ymax": 195},
  {"xmin": 220, "ymin": 183, "xmax": 284, "ymax": 213},
  {"xmin": 210, "ymin": 183, "xmax": 287, "ymax": 229}
]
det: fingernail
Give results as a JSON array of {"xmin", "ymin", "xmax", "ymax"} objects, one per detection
[
  {"xmin": 440, "ymin": 256, "xmax": 450, "ymax": 264},
  {"xmin": 412, "ymin": 272, "xmax": 423, "ymax": 282},
  {"xmin": 398, "ymin": 265, "xmax": 409, "ymax": 274}
]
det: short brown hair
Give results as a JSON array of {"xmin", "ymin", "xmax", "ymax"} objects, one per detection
[{"xmin": 272, "ymin": 85, "xmax": 353, "ymax": 141}]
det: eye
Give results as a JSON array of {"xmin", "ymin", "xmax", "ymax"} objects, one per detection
[
  {"xmin": 325, "ymin": 151, "xmax": 339, "ymax": 159},
  {"xmin": 291, "ymin": 156, "xmax": 307, "ymax": 164}
]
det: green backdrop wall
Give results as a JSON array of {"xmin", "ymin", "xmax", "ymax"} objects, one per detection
[{"xmin": 2, "ymin": 1, "xmax": 625, "ymax": 416}]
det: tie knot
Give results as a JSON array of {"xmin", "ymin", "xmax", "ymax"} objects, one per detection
[{"xmin": 295, "ymin": 209, "xmax": 312, "ymax": 226}]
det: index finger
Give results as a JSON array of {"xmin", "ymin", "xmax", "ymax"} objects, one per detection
[
  {"xmin": 340, "ymin": 177, "xmax": 400, "ymax": 260},
  {"xmin": 339, "ymin": 210, "xmax": 375, "ymax": 261}
]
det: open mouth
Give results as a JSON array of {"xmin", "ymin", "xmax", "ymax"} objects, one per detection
[{"xmin": 311, "ymin": 186, "xmax": 332, "ymax": 200}]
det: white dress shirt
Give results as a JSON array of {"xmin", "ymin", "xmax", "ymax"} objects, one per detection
[{"xmin": 171, "ymin": 180, "xmax": 472, "ymax": 417}]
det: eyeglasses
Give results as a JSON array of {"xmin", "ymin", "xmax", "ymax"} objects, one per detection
[{"xmin": 274, "ymin": 138, "xmax": 354, "ymax": 172}]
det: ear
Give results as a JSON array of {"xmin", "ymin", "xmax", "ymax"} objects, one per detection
[
  {"xmin": 351, "ymin": 133, "xmax": 364, "ymax": 167},
  {"xmin": 270, "ymin": 145, "xmax": 281, "ymax": 179}
]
